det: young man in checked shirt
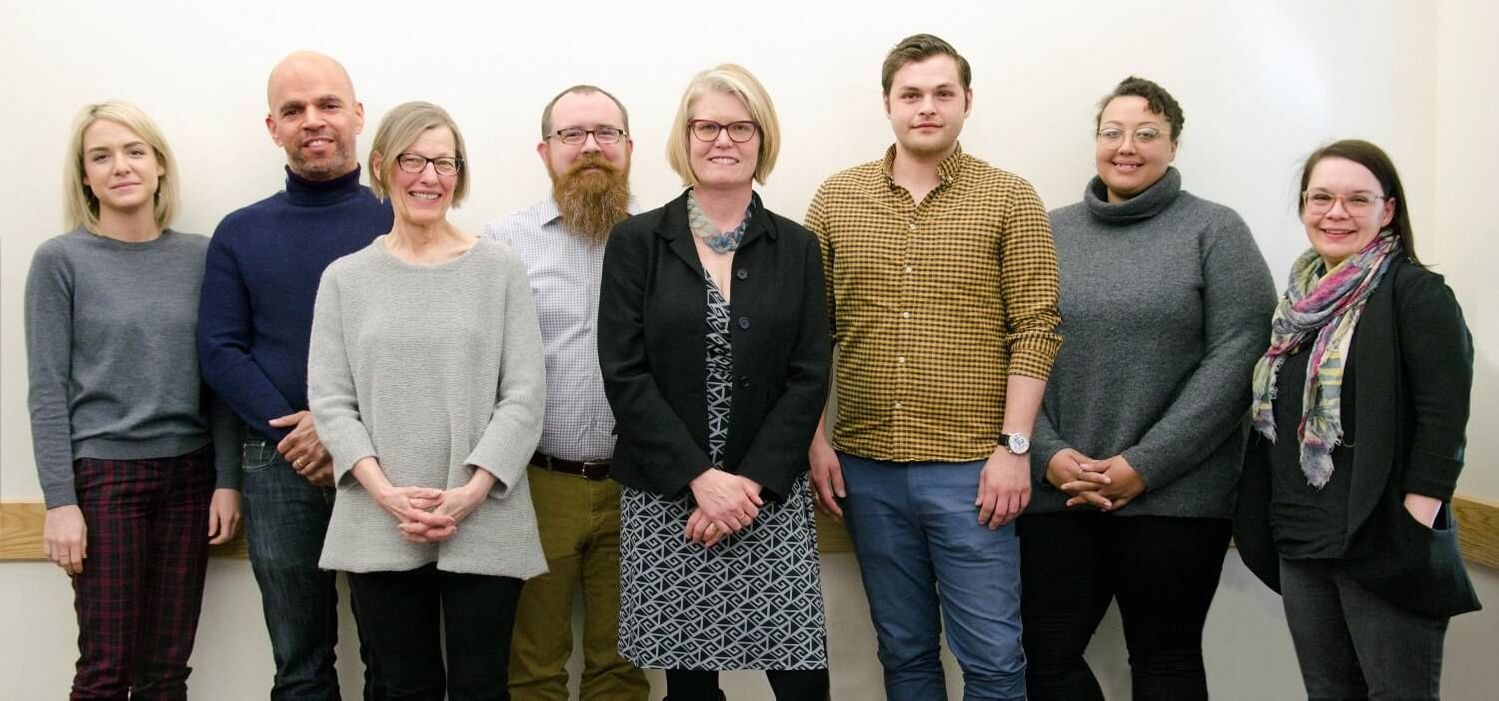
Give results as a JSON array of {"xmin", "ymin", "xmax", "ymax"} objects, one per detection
[
  {"xmin": 804, "ymin": 34, "xmax": 1062, "ymax": 701},
  {"xmin": 483, "ymin": 85, "xmax": 648, "ymax": 701}
]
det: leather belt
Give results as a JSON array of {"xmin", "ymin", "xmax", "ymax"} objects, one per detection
[{"xmin": 530, "ymin": 451, "xmax": 611, "ymax": 481}]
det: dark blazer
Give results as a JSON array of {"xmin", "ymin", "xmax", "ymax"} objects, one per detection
[
  {"xmin": 598, "ymin": 190, "xmax": 831, "ymax": 500},
  {"xmin": 1234, "ymin": 255, "xmax": 1480, "ymax": 617}
]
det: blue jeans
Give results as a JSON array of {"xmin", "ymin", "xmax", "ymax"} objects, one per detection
[
  {"xmin": 839, "ymin": 453, "xmax": 1026, "ymax": 701},
  {"xmin": 241, "ymin": 437, "xmax": 383, "ymax": 700}
]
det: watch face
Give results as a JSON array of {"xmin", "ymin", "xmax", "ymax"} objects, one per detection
[{"xmin": 1008, "ymin": 433, "xmax": 1030, "ymax": 455}]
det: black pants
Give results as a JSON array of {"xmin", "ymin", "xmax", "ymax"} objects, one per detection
[
  {"xmin": 347, "ymin": 564, "xmax": 523, "ymax": 701},
  {"xmin": 1279, "ymin": 558, "xmax": 1447, "ymax": 700},
  {"xmin": 665, "ymin": 668, "xmax": 829, "ymax": 700},
  {"xmin": 1018, "ymin": 512, "xmax": 1231, "ymax": 701}
]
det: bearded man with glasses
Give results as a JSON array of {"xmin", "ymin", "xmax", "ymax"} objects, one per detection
[{"xmin": 482, "ymin": 84, "xmax": 649, "ymax": 701}]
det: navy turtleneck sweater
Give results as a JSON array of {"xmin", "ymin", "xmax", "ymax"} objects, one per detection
[{"xmin": 198, "ymin": 166, "xmax": 393, "ymax": 442}]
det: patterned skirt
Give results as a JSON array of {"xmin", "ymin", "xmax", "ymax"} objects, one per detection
[{"xmin": 617, "ymin": 473, "xmax": 828, "ymax": 670}]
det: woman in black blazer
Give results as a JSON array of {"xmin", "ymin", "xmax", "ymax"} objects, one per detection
[
  {"xmin": 1235, "ymin": 139, "xmax": 1478, "ymax": 700},
  {"xmin": 598, "ymin": 64, "xmax": 831, "ymax": 700}
]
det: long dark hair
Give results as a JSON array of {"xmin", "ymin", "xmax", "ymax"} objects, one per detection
[{"xmin": 1298, "ymin": 139, "xmax": 1422, "ymax": 266}]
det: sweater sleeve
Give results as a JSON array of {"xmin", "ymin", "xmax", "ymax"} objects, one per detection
[
  {"xmin": 462, "ymin": 255, "xmax": 547, "ymax": 496},
  {"xmin": 1396, "ymin": 270, "xmax": 1472, "ymax": 500},
  {"xmin": 598, "ymin": 218, "xmax": 715, "ymax": 497},
  {"xmin": 1029, "ymin": 400, "xmax": 1070, "ymax": 488},
  {"xmin": 207, "ymin": 387, "xmax": 243, "ymax": 491},
  {"xmin": 1121, "ymin": 212, "xmax": 1275, "ymax": 490},
  {"xmin": 736, "ymin": 231, "xmax": 832, "ymax": 500},
  {"xmin": 306, "ymin": 268, "xmax": 377, "ymax": 487},
  {"xmin": 197, "ymin": 227, "xmax": 298, "ymax": 442},
  {"xmin": 24, "ymin": 241, "xmax": 79, "ymax": 508}
]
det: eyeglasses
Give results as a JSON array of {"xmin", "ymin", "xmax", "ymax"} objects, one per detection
[
  {"xmin": 550, "ymin": 126, "xmax": 627, "ymax": 145},
  {"xmin": 688, "ymin": 120, "xmax": 759, "ymax": 143},
  {"xmin": 395, "ymin": 153, "xmax": 463, "ymax": 176},
  {"xmin": 1096, "ymin": 127, "xmax": 1164, "ymax": 146},
  {"xmin": 1302, "ymin": 190, "xmax": 1386, "ymax": 216}
]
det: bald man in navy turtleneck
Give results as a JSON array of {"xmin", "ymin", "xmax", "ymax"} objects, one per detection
[{"xmin": 197, "ymin": 50, "xmax": 391, "ymax": 700}]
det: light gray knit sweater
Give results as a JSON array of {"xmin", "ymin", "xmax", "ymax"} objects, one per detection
[
  {"xmin": 310, "ymin": 237, "xmax": 547, "ymax": 577},
  {"xmin": 1029, "ymin": 168, "xmax": 1275, "ymax": 519}
]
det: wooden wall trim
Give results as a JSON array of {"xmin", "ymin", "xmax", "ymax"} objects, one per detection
[
  {"xmin": 4, "ymin": 494, "xmax": 1496, "ymax": 566},
  {"xmin": 1, "ymin": 501, "xmax": 248, "ymax": 560}
]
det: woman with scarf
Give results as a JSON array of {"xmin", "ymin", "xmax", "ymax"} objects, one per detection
[
  {"xmin": 1234, "ymin": 139, "xmax": 1479, "ymax": 700},
  {"xmin": 1020, "ymin": 76, "xmax": 1276, "ymax": 700}
]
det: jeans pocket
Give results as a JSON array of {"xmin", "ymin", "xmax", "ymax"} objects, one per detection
[{"xmin": 241, "ymin": 440, "xmax": 279, "ymax": 473}]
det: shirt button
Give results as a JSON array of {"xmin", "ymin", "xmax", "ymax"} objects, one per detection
[
  {"xmin": 909, "ymin": 223, "xmax": 918, "ymax": 232},
  {"xmin": 736, "ymin": 269, "xmax": 748, "ymax": 280},
  {"xmin": 904, "ymin": 266, "xmax": 913, "ymax": 273},
  {"xmin": 893, "ymin": 402, "xmax": 903, "ymax": 409},
  {"xmin": 897, "ymin": 356, "xmax": 906, "ymax": 364},
  {"xmin": 740, "ymin": 375, "xmax": 752, "ymax": 388},
  {"xmin": 901, "ymin": 311, "xmax": 911, "ymax": 319},
  {"xmin": 738, "ymin": 316, "xmax": 751, "ymax": 330}
]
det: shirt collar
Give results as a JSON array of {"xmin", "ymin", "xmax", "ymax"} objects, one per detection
[{"xmin": 881, "ymin": 142, "xmax": 966, "ymax": 189}]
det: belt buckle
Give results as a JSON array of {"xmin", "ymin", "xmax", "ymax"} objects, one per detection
[{"xmin": 580, "ymin": 459, "xmax": 609, "ymax": 481}]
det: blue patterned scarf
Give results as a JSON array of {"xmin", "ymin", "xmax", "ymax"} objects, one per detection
[{"xmin": 686, "ymin": 190, "xmax": 752, "ymax": 253}]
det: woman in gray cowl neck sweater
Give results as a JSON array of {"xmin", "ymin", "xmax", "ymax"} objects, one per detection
[{"xmin": 1016, "ymin": 77, "xmax": 1276, "ymax": 700}]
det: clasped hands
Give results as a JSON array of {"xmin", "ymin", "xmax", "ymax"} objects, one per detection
[
  {"xmin": 1047, "ymin": 448, "xmax": 1146, "ymax": 512},
  {"xmin": 354, "ymin": 457, "xmax": 494, "ymax": 544},
  {"xmin": 684, "ymin": 468, "xmax": 764, "ymax": 549}
]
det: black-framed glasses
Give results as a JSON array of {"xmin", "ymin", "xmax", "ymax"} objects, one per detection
[
  {"xmin": 550, "ymin": 127, "xmax": 627, "ymax": 145},
  {"xmin": 689, "ymin": 120, "xmax": 758, "ymax": 143},
  {"xmin": 395, "ymin": 153, "xmax": 463, "ymax": 176}
]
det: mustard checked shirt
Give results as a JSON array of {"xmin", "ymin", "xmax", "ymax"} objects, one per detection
[{"xmin": 805, "ymin": 144, "xmax": 1062, "ymax": 463}]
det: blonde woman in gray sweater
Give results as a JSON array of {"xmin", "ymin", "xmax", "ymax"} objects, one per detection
[{"xmin": 308, "ymin": 101, "xmax": 547, "ymax": 700}]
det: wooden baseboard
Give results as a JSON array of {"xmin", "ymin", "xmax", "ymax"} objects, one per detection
[
  {"xmin": 4, "ymin": 495, "xmax": 1496, "ymax": 566},
  {"xmin": 0, "ymin": 501, "xmax": 248, "ymax": 560},
  {"xmin": 1454, "ymin": 493, "xmax": 1499, "ymax": 569}
]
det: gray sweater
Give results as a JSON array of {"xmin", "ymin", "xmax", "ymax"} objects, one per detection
[
  {"xmin": 309, "ymin": 237, "xmax": 547, "ymax": 577},
  {"xmin": 1030, "ymin": 169, "xmax": 1275, "ymax": 519},
  {"xmin": 25, "ymin": 229, "xmax": 240, "ymax": 508}
]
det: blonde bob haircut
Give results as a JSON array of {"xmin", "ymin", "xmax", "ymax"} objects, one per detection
[
  {"xmin": 64, "ymin": 101, "xmax": 180, "ymax": 233},
  {"xmin": 666, "ymin": 64, "xmax": 781, "ymax": 187},
  {"xmin": 368, "ymin": 101, "xmax": 469, "ymax": 206}
]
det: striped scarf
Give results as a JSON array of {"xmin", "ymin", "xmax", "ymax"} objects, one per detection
[{"xmin": 1251, "ymin": 232, "xmax": 1399, "ymax": 488}]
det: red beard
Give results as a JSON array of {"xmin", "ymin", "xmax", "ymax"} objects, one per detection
[{"xmin": 550, "ymin": 154, "xmax": 631, "ymax": 242}]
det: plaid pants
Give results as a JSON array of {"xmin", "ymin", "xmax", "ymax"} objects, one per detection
[{"xmin": 70, "ymin": 445, "xmax": 214, "ymax": 701}]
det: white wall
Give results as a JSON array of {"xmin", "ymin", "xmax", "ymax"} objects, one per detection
[
  {"xmin": 1434, "ymin": 0, "xmax": 1499, "ymax": 498},
  {"xmin": 2, "ymin": 0, "xmax": 1495, "ymax": 698}
]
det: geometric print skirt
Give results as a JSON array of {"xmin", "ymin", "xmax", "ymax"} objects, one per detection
[{"xmin": 617, "ymin": 472, "xmax": 828, "ymax": 670}]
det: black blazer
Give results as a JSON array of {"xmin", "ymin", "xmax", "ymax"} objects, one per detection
[
  {"xmin": 598, "ymin": 191, "xmax": 831, "ymax": 500},
  {"xmin": 1234, "ymin": 256, "xmax": 1480, "ymax": 617}
]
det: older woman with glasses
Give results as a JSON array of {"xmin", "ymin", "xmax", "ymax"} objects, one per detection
[
  {"xmin": 1235, "ymin": 140, "xmax": 1479, "ymax": 700},
  {"xmin": 26, "ymin": 100, "xmax": 241, "ymax": 698},
  {"xmin": 307, "ymin": 100, "xmax": 547, "ymax": 700},
  {"xmin": 1019, "ymin": 76, "xmax": 1275, "ymax": 700},
  {"xmin": 598, "ymin": 64, "xmax": 832, "ymax": 700}
]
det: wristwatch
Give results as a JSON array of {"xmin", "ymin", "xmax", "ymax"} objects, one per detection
[{"xmin": 1000, "ymin": 432, "xmax": 1031, "ymax": 456}]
